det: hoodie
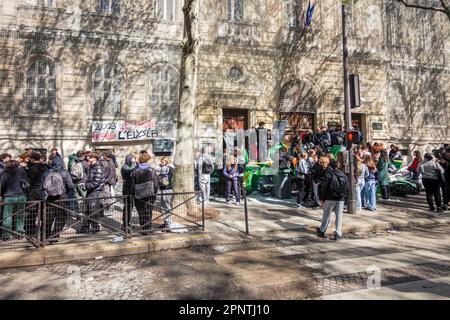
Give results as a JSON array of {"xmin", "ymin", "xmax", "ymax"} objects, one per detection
[
  {"xmin": 0, "ymin": 162, "xmax": 28, "ymax": 197},
  {"xmin": 121, "ymin": 154, "xmax": 136, "ymax": 195},
  {"xmin": 28, "ymin": 162, "xmax": 49, "ymax": 190}
]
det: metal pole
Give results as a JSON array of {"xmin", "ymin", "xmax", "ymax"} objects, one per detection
[
  {"xmin": 342, "ymin": 4, "xmax": 357, "ymax": 215},
  {"xmin": 242, "ymin": 178, "xmax": 249, "ymax": 234}
]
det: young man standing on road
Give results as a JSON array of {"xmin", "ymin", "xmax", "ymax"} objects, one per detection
[{"xmin": 316, "ymin": 156, "xmax": 349, "ymax": 241}]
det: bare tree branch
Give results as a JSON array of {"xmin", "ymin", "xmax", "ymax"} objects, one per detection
[{"xmin": 396, "ymin": 0, "xmax": 450, "ymax": 21}]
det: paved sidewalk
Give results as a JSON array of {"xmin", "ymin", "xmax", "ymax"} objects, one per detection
[
  {"xmin": 1, "ymin": 191, "xmax": 448, "ymax": 269},
  {"xmin": 206, "ymin": 193, "xmax": 450, "ymax": 243}
]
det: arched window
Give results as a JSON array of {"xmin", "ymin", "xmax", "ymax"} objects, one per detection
[
  {"xmin": 156, "ymin": 0, "xmax": 177, "ymax": 21},
  {"xmin": 150, "ymin": 65, "xmax": 178, "ymax": 121},
  {"xmin": 92, "ymin": 62, "xmax": 122, "ymax": 116},
  {"xmin": 97, "ymin": 0, "xmax": 120, "ymax": 15},
  {"xmin": 387, "ymin": 82, "xmax": 407, "ymax": 125},
  {"xmin": 279, "ymin": 80, "xmax": 316, "ymax": 113},
  {"xmin": 25, "ymin": 58, "xmax": 56, "ymax": 113},
  {"xmin": 228, "ymin": 0, "xmax": 243, "ymax": 21}
]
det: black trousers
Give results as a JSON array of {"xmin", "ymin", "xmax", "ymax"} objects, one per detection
[
  {"xmin": 122, "ymin": 195, "xmax": 134, "ymax": 228},
  {"xmin": 422, "ymin": 178, "xmax": 442, "ymax": 210},
  {"xmin": 380, "ymin": 184, "xmax": 390, "ymax": 200},
  {"xmin": 296, "ymin": 175, "xmax": 311, "ymax": 205},
  {"xmin": 26, "ymin": 189, "xmax": 45, "ymax": 237},
  {"xmin": 81, "ymin": 191, "xmax": 103, "ymax": 232},
  {"xmin": 134, "ymin": 196, "xmax": 155, "ymax": 230},
  {"xmin": 46, "ymin": 194, "xmax": 68, "ymax": 239}
]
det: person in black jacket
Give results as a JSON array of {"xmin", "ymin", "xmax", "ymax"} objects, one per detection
[
  {"xmin": 121, "ymin": 154, "xmax": 136, "ymax": 231},
  {"xmin": 316, "ymin": 156, "xmax": 349, "ymax": 241},
  {"xmin": 0, "ymin": 160, "xmax": 29, "ymax": 240},
  {"xmin": 131, "ymin": 153, "xmax": 159, "ymax": 231},
  {"xmin": 25, "ymin": 152, "xmax": 49, "ymax": 237},
  {"xmin": 80, "ymin": 152, "xmax": 104, "ymax": 234}
]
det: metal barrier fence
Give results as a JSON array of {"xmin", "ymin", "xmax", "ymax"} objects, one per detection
[{"xmin": 0, "ymin": 192, "xmax": 204, "ymax": 249}]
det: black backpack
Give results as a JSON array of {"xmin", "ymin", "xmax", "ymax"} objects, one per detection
[
  {"xmin": 201, "ymin": 157, "xmax": 214, "ymax": 175},
  {"xmin": 328, "ymin": 170, "xmax": 348, "ymax": 198},
  {"xmin": 133, "ymin": 168, "xmax": 157, "ymax": 199}
]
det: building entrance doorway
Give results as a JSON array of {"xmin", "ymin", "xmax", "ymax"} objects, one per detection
[
  {"xmin": 351, "ymin": 113, "xmax": 366, "ymax": 143},
  {"xmin": 222, "ymin": 108, "xmax": 249, "ymax": 152},
  {"xmin": 280, "ymin": 112, "xmax": 315, "ymax": 143}
]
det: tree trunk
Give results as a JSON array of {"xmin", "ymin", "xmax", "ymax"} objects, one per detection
[
  {"xmin": 170, "ymin": 0, "xmax": 199, "ymax": 229},
  {"xmin": 172, "ymin": 0, "xmax": 199, "ymax": 194}
]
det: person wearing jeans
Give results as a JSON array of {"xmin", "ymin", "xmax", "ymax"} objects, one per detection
[
  {"xmin": 0, "ymin": 160, "xmax": 28, "ymax": 240},
  {"xmin": 364, "ymin": 159, "xmax": 378, "ymax": 211},
  {"xmin": 355, "ymin": 157, "xmax": 369, "ymax": 210}
]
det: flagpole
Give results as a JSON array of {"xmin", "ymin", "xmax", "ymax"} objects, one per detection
[{"xmin": 341, "ymin": 3, "xmax": 357, "ymax": 215}]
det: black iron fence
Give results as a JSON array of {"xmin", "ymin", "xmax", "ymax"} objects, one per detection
[{"xmin": 0, "ymin": 192, "xmax": 204, "ymax": 249}]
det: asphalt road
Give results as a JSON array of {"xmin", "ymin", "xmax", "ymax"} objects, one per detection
[{"xmin": 0, "ymin": 225, "xmax": 449, "ymax": 300}]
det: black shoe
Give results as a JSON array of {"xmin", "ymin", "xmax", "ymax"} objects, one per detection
[
  {"xmin": 429, "ymin": 207, "xmax": 435, "ymax": 212},
  {"xmin": 334, "ymin": 234, "xmax": 342, "ymax": 241},
  {"xmin": 437, "ymin": 208, "xmax": 443, "ymax": 213},
  {"xmin": 316, "ymin": 227, "xmax": 325, "ymax": 238}
]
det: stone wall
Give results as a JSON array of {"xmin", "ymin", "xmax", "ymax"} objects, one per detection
[{"xmin": 0, "ymin": 0, "xmax": 448, "ymax": 162}]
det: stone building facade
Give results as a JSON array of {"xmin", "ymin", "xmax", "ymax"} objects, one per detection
[{"xmin": 0, "ymin": 0, "xmax": 449, "ymax": 162}]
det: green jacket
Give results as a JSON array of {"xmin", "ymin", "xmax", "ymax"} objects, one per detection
[
  {"xmin": 67, "ymin": 153, "xmax": 77, "ymax": 172},
  {"xmin": 377, "ymin": 158, "xmax": 390, "ymax": 186}
]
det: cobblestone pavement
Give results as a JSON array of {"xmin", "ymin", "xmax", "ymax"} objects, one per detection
[{"xmin": 0, "ymin": 225, "xmax": 449, "ymax": 299}]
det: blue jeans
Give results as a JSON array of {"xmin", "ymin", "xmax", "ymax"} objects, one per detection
[
  {"xmin": 226, "ymin": 178, "xmax": 240, "ymax": 203},
  {"xmin": 355, "ymin": 178, "xmax": 365, "ymax": 210},
  {"xmin": 364, "ymin": 180, "xmax": 377, "ymax": 210}
]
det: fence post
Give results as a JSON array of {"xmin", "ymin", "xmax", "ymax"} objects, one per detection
[
  {"xmin": 125, "ymin": 195, "xmax": 129, "ymax": 239},
  {"xmin": 202, "ymin": 193, "xmax": 205, "ymax": 231},
  {"xmin": 37, "ymin": 201, "xmax": 42, "ymax": 248},
  {"xmin": 242, "ymin": 178, "xmax": 249, "ymax": 235},
  {"xmin": 42, "ymin": 201, "xmax": 46, "ymax": 247}
]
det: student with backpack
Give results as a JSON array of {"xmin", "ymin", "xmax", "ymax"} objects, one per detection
[
  {"xmin": 70, "ymin": 150, "xmax": 89, "ymax": 198},
  {"xmin": 316, "ymin": 156, "xmax": 349, "ymax": 241},
  {"xmin": 44, "ymin": 158, "xmax": 74, "ymax": 242},
  {"xmin": 196, "ymin": 148, "xmax": 214, "ymax": 205},
  {"xmin": 131, "ymin": 153, "xmax": 159, "ymax": 232}
]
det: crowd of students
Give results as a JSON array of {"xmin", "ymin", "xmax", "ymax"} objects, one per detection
[
  {"xmin": 1, "ymin": 136, "xmax": 449, "ymax": 242},
  {"xmin": 0, "ymin": 148, "xmax": 181, "ymax": 242}
]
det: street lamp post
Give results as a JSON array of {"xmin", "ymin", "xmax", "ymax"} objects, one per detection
[{"xmin": 341, "ymin": 4, "xmax": 357, "ymax": 215}]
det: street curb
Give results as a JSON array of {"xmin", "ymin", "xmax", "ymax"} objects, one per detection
[{"xmin": 0, "ymin": 232, "xmax": 211, "ymax": 269}]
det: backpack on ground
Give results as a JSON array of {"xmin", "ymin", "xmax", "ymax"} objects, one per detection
[
  {"xmin": 329, "ymin": 170, "xmax": 348, "ymax": 198},
  {"xmin": 134, "ymin": 169, "xmax": 156, "ymax": 199},
  {"xmin": 201, "ymin": 157, "xmax": 214, "ymax": 175},
  {"xmin": 71, "ymin": 161, "xmax": 84, "ymax": 180},
  {"xmin": 44, "ymin": 171, "xmax": 66, "ymax": 197}
]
